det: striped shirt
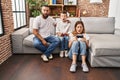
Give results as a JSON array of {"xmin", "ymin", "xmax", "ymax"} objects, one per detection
[{"xmin": 33, "ymin": 15, "xmax": 55, "ymax": 38}]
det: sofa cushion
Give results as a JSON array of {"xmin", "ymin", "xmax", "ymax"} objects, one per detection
[
  {"xmin": 29, "ymin": 17, "xmax": 35, "ymax": 33},
  {"xmin": 89, "ymin": 34, "xmax": 120, "ymax": 56},
  {"xmin": 23, "ymin": 34, "xmax": 35, "ymax": 47},
  {"xmin": 114, "ymin": 28, "xmax": 120, "ymax": 36},
  {"xmin": 81, "ymin": 17, "xmax": 115, "ymax": 34}
]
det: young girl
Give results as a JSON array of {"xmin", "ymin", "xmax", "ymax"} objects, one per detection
[
  {"xmin": 56, "ymin": 12, "xmax": 71, "ymax": 57},
  {"xmin": 68, "ymin": 21, "xmax": 89, "ymax": 72}
]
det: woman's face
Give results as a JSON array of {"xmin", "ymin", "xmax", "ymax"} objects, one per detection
[{"xmin": 76, "ymin": 24, "xmax": 83, "ymax": 34}]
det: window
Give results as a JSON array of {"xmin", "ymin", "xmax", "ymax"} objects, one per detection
[
  {"xmin": 0, "ymin": 2, "xmax": 4, "ymax": 36},
  {"xmin": 108, "ymin": 0, "xmax": 120, "ymax": 28},
  {"xmin": 11, "ymin": 0, "xmax": 26, "ymax": 29}
]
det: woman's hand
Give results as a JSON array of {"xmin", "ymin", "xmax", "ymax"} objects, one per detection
[
  {"xmin": 68, "ymin": 37, "xmax": 77, "ymax": 48},
  {"xmin": 80, "ymin": 38, "xmax": 89, "ymax": 48},
  {"xmin": 72, "ymin": 37, "xmax": 77, "ymax": 41},
  {"xmin": 80, "ymin": 38, "xmax": 86, "ymax": 42}
]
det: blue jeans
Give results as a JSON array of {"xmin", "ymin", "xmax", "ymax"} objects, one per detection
[
  {"xmin": 33, "ymin": 35, "xmax": 60, "ymax": 57},
  {"xmin": 68, "ymin": 41, "xmax": 87, "ymax": 59},
  {"xmin": 58, "ymin": 36, "xmax": 69, "ymax": 51}
]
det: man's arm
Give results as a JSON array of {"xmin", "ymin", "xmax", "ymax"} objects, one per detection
[{"xmin": 33, "ymin": 29, "xmax": 48, "ymax": 46}]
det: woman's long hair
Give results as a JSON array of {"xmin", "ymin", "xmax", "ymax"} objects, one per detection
[{"xmin": 72, "ymin": 21, "xmax": 85, "ymax": 36}]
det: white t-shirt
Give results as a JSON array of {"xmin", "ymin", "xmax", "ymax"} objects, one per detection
[
  {"xmin": 69, "ymin": 33, "xmax": 90, "ymax": 41},
  {"xmin": 56, "ymin": 20, "xmax": 71, "ymax": 33},
  {"xmin": 33, "ymin": 15, "xmax": 55, "ymax": 38}
]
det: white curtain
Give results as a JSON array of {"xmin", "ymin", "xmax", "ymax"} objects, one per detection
[{"xmin": 108, "ymin": 0, "xmax": 120, "ymax": 29}]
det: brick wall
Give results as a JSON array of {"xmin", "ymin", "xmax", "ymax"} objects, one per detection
[
  {"xmin": 0, "ymin": 0, "xmax": 14, "ymax": 64},
  {"xmin": 78, "ymin": 0, "xmax": 110, "ymax": 17}
]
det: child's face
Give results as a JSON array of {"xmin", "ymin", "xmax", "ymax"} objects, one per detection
[
  {"xmin": 76, "ymin": 24, "xmax": 83, "ymax": 34},
  {"xmin": 60, "ymin": 13, "xmax": 67, "ymax": 22}
]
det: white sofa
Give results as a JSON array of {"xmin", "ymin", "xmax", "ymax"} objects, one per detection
[{"xmin": 11, "ymin": 17, "xmax": 120, "ymax": 67}]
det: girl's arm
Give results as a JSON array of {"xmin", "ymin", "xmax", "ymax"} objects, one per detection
[
  {"xmin": 80, "ymin": 34, "xmax": 89, "ymax": 48},
  {"xmin": 68, "ymin": 35, "xmax": 77, "ymax": 48},
  {"xmin": 85, "ymin": 39, "xmax": 89, "ymax": 48},
  {"xmin": 68, "ymin": 40, "xmax": 73, "ymax": 48}
]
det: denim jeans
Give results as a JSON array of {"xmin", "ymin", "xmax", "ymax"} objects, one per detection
[
  {"xmin": 68, "ymin": 41, "xmax": 87, "ymax": 59},
  {"xmin": 58, "ymin": 36, "xmax": 69, "ymax": 51},
  {"xmin": 33, "ymin": 35, "xmax": 60, "ymax": 57}
]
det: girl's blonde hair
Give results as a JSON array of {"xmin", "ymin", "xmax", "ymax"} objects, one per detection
[{"xmin": 72, "ymin": 21, "xmax": 85, "ymax": 36}]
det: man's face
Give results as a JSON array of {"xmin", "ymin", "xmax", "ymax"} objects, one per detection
[{"xmin": 41, "ymin": 6, "xmax": 50, "ymax": 18}]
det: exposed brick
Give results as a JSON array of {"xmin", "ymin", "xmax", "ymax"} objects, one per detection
[
  {"xmin": 0, "ymin": 0, "xmax": 13, "ymax": 64},
  {"xmin": 77, "ymin": 0, "xmax": 109, "ymax": 17}
]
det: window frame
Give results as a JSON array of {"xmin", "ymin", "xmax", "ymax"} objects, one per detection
[
  {"xmin": 0, "ymin": 1, "xmax": 4, "ymax": 36},
  {"xmin": 12, "ymin": 0, "xmax": 27, "ymax": 30}
]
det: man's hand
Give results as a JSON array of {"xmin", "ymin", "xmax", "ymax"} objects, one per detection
[
  {"xmin": 41, "ymin": 39, "xmax": 48, "ymax": 47},
  {"xmin": 33, "ymin": 29, "xmax": 48, "ymax": 47}
]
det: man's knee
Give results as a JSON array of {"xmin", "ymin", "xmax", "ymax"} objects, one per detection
[
  {"xmin": 33, "ymin": 37, "xmax": 42, "ymax": 47},
  {"xmin": 54, "ymin": 37, "xmax": 60, "ymax": 43}
]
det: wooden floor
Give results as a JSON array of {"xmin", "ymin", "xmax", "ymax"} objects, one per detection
[{"xmin": 0, "ymin": 55, "xmax": 120, "ymax": 80}]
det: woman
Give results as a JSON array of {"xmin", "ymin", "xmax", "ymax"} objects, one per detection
[{"xmin": 68, "ymin": 21, "xmax": 89, "ymax": 72}]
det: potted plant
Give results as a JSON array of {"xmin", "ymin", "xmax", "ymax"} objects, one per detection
[
  {"xmin": 26, "ymin": 0, "xmax": 48, "ymax": 17},
  {"xmin": 70, "ymin": 12, "xmax": 75, "ymax": 17}
]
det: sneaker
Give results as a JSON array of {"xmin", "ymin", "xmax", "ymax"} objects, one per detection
[
  {"xmin": 81, "ymin": 63, "xmax": 89, "ymax": 72},
  {"xmin": 41, "ymin": 54, "xmax": 48, "ymax": 62},
  {"xmin": 60, "ymin": 51, "xmax": 64, "ymax": 57},
  {"xmin": 65, "ymin": 50, "xmax": 68, "ymax": 57},
  {"xmin": 49, "ymin": 54, "xmax": 53, "ymax": 59},
  {"xmin": 70, "ymin": 64, "xmax": 77, "ymax": 72}
]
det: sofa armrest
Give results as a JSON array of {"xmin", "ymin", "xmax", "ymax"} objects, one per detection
[
  {"xmin": 11, "ymin": 27, "xmax": 30, "ymax": 53},
  {"xmin": 114, "ymin": 28, "xmax": 120, "ymax": 36}
]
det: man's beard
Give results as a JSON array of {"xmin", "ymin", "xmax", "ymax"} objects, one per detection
[{"xmin": 42, "ymin": 14, "xmax": 49, "ymax": 19}]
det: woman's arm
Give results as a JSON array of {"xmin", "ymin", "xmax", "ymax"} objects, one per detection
[
  {"xmin": 68, "ymin": 36, "xmax": 77, "ymax": 48},
  {"xmin": 68, "ymin": 40, "xmax": 73, "ymax": 48},
  {"xmin": 85, "ymin": 39, "xmax": 89, "ymax": 48},
  {"xmin": 80, "ymin": 37, "xmax": 89, "ymax": 48}
]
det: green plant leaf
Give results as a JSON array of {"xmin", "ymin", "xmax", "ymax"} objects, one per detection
[{"xmin": 26, "ymin": 0, "xmax": 48, "ymax": 17}]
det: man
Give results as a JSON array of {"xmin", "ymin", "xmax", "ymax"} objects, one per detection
[{"xmin": 33, "ymin": 5, "xmax": 60, "ymax": 62}]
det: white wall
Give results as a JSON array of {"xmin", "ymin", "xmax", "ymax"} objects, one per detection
[{"xmin": 108, "ymin": 0, "xmax": 120, "ymax": 29}]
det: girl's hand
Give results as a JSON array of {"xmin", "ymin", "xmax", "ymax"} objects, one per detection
[
  {"xmin": 72, "ymin": 37, "xmax": 77, "ymax": 41},
  {"xmin": 80, "ymin": 38, "xmax": 86, "ymax": 42}
]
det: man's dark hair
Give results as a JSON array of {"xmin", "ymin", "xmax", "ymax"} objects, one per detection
[{"xmin": 41, "ymin": 5, "xmax": 49, "ymax": 8}]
